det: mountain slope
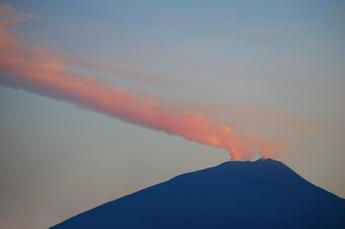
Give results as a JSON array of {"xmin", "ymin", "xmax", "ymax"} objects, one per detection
[{"xmin": 51, "ymin": 159, "xmax": 345, "ymax": 229}]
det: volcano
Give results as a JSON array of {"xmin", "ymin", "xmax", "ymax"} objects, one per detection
[{"xmin": 51, "ymin": 159, "xmax": 345, "ymax": 228}]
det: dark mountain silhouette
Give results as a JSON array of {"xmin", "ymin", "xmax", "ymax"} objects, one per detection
[{"xmin": 51, "ymin": 159, "xmax": 345, "ymax": 228}]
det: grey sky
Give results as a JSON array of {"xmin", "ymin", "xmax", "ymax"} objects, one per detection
[{"xmin": 0, "ymin": 1, "xmax": 344, "ymax": 228}]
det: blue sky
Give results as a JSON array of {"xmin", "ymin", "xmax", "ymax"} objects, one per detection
[{"xmin": 0, "ymin": 1, "xmax": 344, "ymax": 228}]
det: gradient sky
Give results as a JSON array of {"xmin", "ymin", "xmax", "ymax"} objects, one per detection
[{"xmin": 0, "ymin": 1, "xmax": 344, "ymax": 228}]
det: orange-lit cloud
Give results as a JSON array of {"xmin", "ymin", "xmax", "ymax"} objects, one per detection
[{"xmin": 0, "ymin": 4, "xmax": 277, "ymax": 160}]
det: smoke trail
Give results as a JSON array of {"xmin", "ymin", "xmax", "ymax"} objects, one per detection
[{"xmin": 0, "ymin": 5, "xmax": 274, "ymax": 160}]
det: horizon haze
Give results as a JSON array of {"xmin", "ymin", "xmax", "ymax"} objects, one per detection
[{"xmin": 0, "ymin": 1, "xmax": 344, "ymax": 228}]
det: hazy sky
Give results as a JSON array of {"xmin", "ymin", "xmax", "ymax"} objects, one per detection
[{"xmin": 0, "ymin": 1, "xmax": 344, "ymax": 228}]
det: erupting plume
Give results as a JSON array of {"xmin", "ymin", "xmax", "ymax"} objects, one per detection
[{"xmin": 0, "ymin": 5, "xmax": 275, "ymax": 160}]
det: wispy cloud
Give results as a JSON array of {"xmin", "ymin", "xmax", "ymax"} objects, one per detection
[
  {"xmin": 0, "ymin": 4, "xmax": 279, "ymax": 160},
  {"xmin": 66, "ymin": 55, "xmax": 184, "ymax": 87}
]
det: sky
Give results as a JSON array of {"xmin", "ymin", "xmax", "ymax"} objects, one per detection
[{"xmin": 0, "ymin": 1, "xmax": 344, "ymax": 228}]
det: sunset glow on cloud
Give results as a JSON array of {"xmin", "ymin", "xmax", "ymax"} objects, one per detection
[
  {"xmin": 1, "ymin": 2, "xmax": 345, "ymax": 229},
  {"xmin": 0, "ymin": 4, "xmax": 278, "ymax": 160}
]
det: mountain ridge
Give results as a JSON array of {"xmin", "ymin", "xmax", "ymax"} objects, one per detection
[{"xmin": 52, "ymin": 158, "xmax": 345, "ymax": 229}]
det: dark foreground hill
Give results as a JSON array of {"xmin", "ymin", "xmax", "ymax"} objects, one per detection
[{"xmin": 51, "ymin": 159, "xmax": 345, "ymax": 229}]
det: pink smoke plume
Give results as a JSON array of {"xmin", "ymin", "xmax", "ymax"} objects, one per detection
[{"xmin": 0, "ymin": 5, "xmax": 276, "ymax": 160}]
